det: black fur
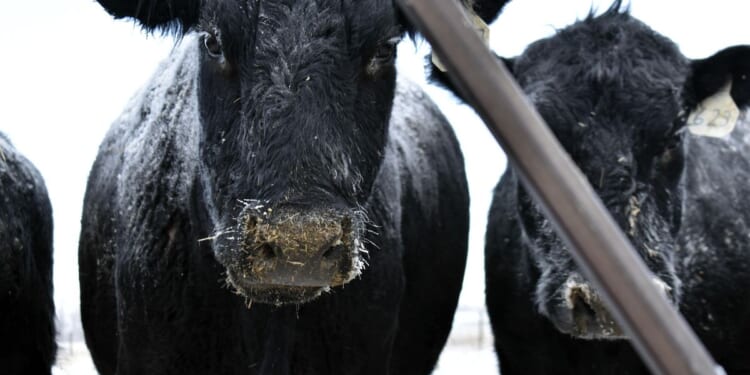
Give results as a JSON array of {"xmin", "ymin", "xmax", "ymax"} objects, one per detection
[
  {"xmin": 429, "ymin": 4, "xmax": 750, "ymax": 374},
  {"xmin": 81, "ymin": 1, "xmax": 470, "ymax": 374},
  {"xmin": 0, "ymin": 133, "xmax": 56, "ymax": 375}
]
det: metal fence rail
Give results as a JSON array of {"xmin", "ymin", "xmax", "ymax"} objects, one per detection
[{"xmin": 395, "ymin": 1, "xmax": 724, "ymax": 374}]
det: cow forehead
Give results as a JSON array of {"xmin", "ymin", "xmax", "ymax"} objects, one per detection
[
  {"xmin": 516, "ymin": 12, "xmax": 688, "ymax": 95},
  {"xmin": 205, "ymin": 0, "xmax": 400, "ymax": 40},
  {"xmin": 531, "ymin": 90, "xmax": 679, "ymax": 154},
  {"xmin": 516, "ymin": 13, "xmax": 689, "ymax": 148}
]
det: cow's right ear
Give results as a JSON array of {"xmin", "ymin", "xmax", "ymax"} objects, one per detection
[
  {"xmin": 96, "ymin": 0, "xmax": 201, "ymax": 33},
  {"xmin": 429, "ymin": 55, "xmax": 515, "ymax": 105}
]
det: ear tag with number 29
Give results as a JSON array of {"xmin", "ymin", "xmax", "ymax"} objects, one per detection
[{"xmin": 687, "ymin": 81, "xmax": 740, "ymax": 138}]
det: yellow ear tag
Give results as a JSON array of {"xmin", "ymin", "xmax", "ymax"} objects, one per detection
[
  {"xmin": 431, "ymin": 12, "xmax": 490, "ymax": 73},
  {"xmin": 687, "ymin": 81, "xmax": 740, "ymax": 138}
]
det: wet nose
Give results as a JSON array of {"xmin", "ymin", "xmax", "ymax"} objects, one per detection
[
  {"xmin": 238, "ymin": 209, "xmax": 359, "ymax": 287},
  {"xmin": 563, "ymin": 279, "xmax": 623, "ymax": 338}
]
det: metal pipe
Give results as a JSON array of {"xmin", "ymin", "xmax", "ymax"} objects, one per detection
[{"xmin": 394, "ymin": 1, "xmax": 723, "ymax": 374}]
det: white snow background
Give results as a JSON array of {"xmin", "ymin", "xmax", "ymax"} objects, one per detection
[{"xmin": 0, "ymin": 0, "xmax": 748, "ymax": 373}]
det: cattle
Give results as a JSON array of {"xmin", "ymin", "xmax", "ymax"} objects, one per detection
[
  {"xmin": 0, "ymin": 133, "xmax": 56, "ymax": 374},
  {"xmin": 78, "ymin": 1, "xmax": 475, "ymax": 374},
  {"xmin": 430, "ymin": 2, "xmax": 750, "ymax": 374}
]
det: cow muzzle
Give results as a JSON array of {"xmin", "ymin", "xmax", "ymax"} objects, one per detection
[
  {"xmin": 548, "ymin": 274, "xmax": 674, "ymax": 340},
  {"xmin": 219, "ymin": 205, "xmax": 365, "ymax": 305}
]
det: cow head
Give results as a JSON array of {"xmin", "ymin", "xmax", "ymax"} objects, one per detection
[
  {"xmin": 97, "ymin": 0, "xmax": 420, "ymax": 305},
  {"xmin": 507, "ymin": 6, "xmax": 750, "ymax": 339}
]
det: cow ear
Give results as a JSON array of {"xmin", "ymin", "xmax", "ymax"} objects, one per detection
[
  {"xmin": 687, "ymin": 46, "xmax": 750, "ymax": 109},
  {"xmin": 469, "ymin": 0, "xmax": 512, "ymax": 24},
  {"xmin": 682, "ymin": 46, "xmax": 750, "ymax": 138},
  {"xmin": 96, "ymin": 0, "xmax": 201, "ymax": 33},
  {"xmin": 428, "ymin": 55, "xmax": 515, "ymax": 104},
  {"xmin": 424, "ymin": 0, "xmax": 511, "ymax": 100},
  {"xmin": 399, "ymin": 0, "xmax": 510, "ymax": 40}
]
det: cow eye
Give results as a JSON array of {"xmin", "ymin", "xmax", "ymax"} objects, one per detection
[
  {"xmin": 372, "ymin": 37, "xmax": 401, "ymax": 65},
  {"xmin": 374, "ymin": 44, "xmax": 395, "ymax": 63},
  {"xmin": 203, "ymin": 33, "xmax": 223, "ymax": 59}
]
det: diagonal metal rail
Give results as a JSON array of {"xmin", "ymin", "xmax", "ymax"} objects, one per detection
[{"xmin": 395, "ymin": 1, "xmax": 724, "ymax": 374}]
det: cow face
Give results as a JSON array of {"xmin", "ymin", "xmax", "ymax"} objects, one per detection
[
  {"xmin": 194, "ymin": 1, "xmax": 405, "ymax": 305},
  {"xmin": 96, "ymin": 0, "xmax": 409, "ymax": 305},
  {"xmin": 507, "ymin": 8, "xmax": 750, "ymax": 339}
]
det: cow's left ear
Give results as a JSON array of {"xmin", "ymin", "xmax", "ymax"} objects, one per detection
[
  {"xmin": 96, "ymin": 0, "xmax": 201, "ymax": 33},
  {"xmin": 687, "ymin": 46, "xmax": 750, "ymax": 109}
]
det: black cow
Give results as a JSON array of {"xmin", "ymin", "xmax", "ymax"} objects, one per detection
[
  {"xmin": 431, "ymin": 2, "xmax": 750, "ymax": 374},
  {"xmin": 78, "ymin": 1, "xmax": 476, "ymax": 374},
  {"xmin": 0, "ymin": 133, "xmax": 56, "ymax": 374}
]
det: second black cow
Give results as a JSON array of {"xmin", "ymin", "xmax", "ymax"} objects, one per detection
[
  {"xmin": 486, "ymin": 6, "xmax": 750, "ymax": 375},
  {"xmin": 432, "ymin": 2, "xmax": 750, "ymax": 374}
]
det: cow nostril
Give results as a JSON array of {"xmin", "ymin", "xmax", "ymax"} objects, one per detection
[
  {"xmin": 572, "ymin": 293, "xmax": 596, "ymax": 318},
  {"xmin": 245, "ymin": 216, "xmax": 259, "ymax": 233},
  {"xmin": 571, "ymin": 292, "xmax": 598, "ymax": 334},
  {"xmin": 341, "ymin": 217, "xmax": 352, "ymax": 232},
  {"xmin": 323, "ymin": 244, "xmax": 344, "ymax": 260},
  {"xmin": 257, "ymin": 243, "xmax": 277, "ymax": 260},
  {"xmin": 567, "ymin": 284, "xmax": 598, "ymax": 319}
]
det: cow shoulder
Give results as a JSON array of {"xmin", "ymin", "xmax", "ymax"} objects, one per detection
[
  {"xmin": 384, "ymin": 75, "xmax": 466, "ymax": 219},
  {"xmin": 84, "ymin": 36, "xmax": 201, "ymax": 254},
  {"xmin": 680, "ymin": 46, "xmax": 750, "ymax": 250}
]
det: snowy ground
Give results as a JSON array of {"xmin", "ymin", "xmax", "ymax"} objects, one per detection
[
  {"xmin": 52, "ymin": 342, "xmax": 96, "ymax": 375},
  {"xmin": 52, "ymin": 306, "xmax": 498, "ymax": 374},
  {"xmin": 433, "ymin": 307, "xmax": 498, "ymax": 374}
]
